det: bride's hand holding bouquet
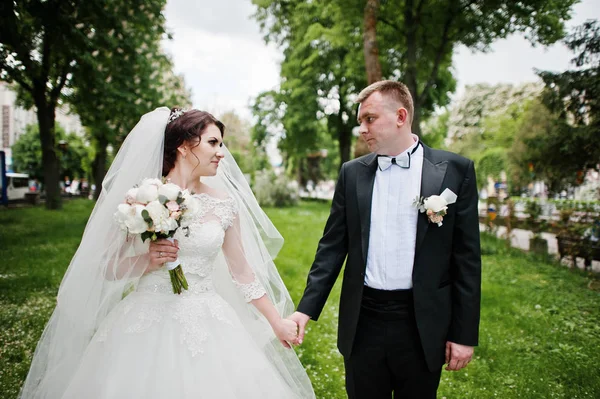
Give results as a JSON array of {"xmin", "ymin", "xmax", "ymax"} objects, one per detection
[{"xmin": 114, "ymin": 178, "xmax": 199, "ymax": 294}]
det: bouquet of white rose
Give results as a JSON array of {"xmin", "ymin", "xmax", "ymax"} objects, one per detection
[{"xmin": 114, "ymin": 178, "xmax": 199, "ymax": 294}]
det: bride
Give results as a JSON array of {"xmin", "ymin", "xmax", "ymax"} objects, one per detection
[{"xmin": 19, "ymin": 107, "xmax": 315, "ymax": 399}]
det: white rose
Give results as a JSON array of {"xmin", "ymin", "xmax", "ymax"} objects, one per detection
[
  {"xmin": 146, "ymin": 200, "xmax": 169, "ymax": 227},
  {"xmin": 141, "ymin": 178, "xmax": 162, "ymax": 187},
  {"xmin": 423, "ymin": 195, "xmax": 448, "ymax": 213},
  {"xmin": 127, "ymin": 204, "xmax": 150, "ymax": 234},
  {"xmin": 180, "ymin": 190, "xmax": 199, "ymax": 227},
  {"xmin": 136, "ymin": 183, "xmax": 159, "ymax": 204},
  {"xmin": 114, "ymin": 203, "xmax": 134, "ymax": 230},
  {"xmin": 165, "ymin": 217, "xmax": 179, "ymax": 231},
  {"xmin": 125, "ymin": 187, "xmax": 139, "ymax": 204},
  {"xmin": 158, "ymin": 183, "xmax": 181, "ymax": 201}
]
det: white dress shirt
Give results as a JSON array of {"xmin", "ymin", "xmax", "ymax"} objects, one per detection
[{"xmin": 365, "ymin": 137, "xmax": 423, "ymax": 290}]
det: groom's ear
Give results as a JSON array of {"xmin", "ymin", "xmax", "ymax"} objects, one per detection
[{"xmin": 396, "ymin": 107, "xmax": 408, "ymax": 127}]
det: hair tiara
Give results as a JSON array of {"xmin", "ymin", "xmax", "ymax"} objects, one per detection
[{"xmin": 168, "ymin": 108, "xmax": 189, "ymax": 124}]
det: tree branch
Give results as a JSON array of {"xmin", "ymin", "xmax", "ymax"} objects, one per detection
[
  {"xmin": 50, "ymin": 64, "xmax": 69, "ymax": 106},
  {"xmin": 0, "ymin": 59, "xmax": 34, "ymax": 93},
  {"xmin": 378, "ymin": 16, "xmax": 403, "ymax": 33},
  {"xmin": 415, "ymin": 0, "xmax": 427, "ymax": 21},
  {"xmin": 418, "ymin": 3, "xmax": 457, "ymax": 107}
]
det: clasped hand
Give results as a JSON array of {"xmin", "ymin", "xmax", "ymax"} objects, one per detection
[{"xmin": 273, "ymin": 318, "xmax": 300, "ymax": 348}]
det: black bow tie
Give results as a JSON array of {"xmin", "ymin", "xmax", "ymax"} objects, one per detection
[{"xmin": 377, "ymin": 141, "xmax": 420, "ymax": 171}]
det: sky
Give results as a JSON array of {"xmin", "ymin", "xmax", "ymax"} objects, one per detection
[{"xmin": 162, "ymin": 0, "xmax": 600, "ymax": 121}]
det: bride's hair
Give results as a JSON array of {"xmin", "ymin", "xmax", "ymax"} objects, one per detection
[{"xmin": 163, "ymin": 107, "xmax": 226, "ymax": 176}]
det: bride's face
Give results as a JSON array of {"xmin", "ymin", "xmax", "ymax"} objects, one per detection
[{"xmin": 181, "ymin": 124, "xmax": 224, "ymax": 177}]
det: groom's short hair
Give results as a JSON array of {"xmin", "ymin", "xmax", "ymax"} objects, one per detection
[{"xmin": 356, "ymin": 80, "xmax": 414, "ymax": 123}]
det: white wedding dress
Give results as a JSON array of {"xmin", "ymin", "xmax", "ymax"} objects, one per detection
[{"xmin": 60, "ymin": 194, "xmax": 300, "ymax": 398}]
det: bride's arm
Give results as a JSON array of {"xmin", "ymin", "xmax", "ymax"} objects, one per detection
[
  {"xmin": 222, "ymin": 217, "xmax": 297, "ymax": 348},
  {"xmin": 106, "ymin": 237, "xmax": 177, "ymax": 280}
]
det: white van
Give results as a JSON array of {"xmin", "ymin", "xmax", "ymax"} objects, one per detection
[{"xmin": 0, "ymin": 172, "xmax": 30, "ymax": 200}]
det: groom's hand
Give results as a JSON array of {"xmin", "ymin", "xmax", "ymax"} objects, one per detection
[
  {"xmin": 287, "ymin": 312, "xmax": 310, "ymax": 345},
  {"xmin": 445, "ymin": 341, "xmax": 474, "ymax": 371}
]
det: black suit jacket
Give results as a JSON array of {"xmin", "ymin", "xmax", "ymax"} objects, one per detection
[{"xmin": 297, "ymin": 144, "xmax": 481, "ymax": 371}]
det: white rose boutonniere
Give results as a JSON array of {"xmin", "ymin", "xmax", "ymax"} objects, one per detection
[{"xmin": 413, "ymin": 188, "xmax": 458, "ymax": 227}]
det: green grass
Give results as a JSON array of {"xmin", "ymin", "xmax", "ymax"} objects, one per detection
[{"xmin": 1, "ymin": 200, "xmax": 599, "ymax": 398}]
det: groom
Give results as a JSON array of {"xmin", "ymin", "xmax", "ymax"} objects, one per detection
[{"xmin": 288, "ymin": 80, "xmax": 481, "ymax": 398}]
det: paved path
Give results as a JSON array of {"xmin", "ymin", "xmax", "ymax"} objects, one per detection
[{"xmin": 481, "ymin": 224, "xmax": 600, "ymax": 273}]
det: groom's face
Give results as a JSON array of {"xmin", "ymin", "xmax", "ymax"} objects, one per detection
[{"xmin": 356, "ymin": 91, "xmax": 405, "ymax": 155}]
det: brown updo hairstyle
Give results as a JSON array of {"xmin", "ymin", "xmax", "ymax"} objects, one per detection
[{"xmin": 163, "ymin": 108, "xmax": 226, "ymax": 176}]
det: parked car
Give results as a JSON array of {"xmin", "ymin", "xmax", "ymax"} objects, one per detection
[{"xmin": 0, "ymin": 172, "xmax": 30, "ymax": 200}]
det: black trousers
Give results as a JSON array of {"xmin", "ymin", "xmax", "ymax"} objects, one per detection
[{"xmin": 344, "ymin": 286, "xmax": 442, "ymax": 399}]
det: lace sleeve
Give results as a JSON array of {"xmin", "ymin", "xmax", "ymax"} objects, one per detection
[
  {"xmin": 214, "ymin": 197, "xmax": 238, "ymax": 230},
  {"xmin": 221, "ymin": 198, "xmax": 266, "ymax": 302},
  {"xmin": 232, "ymin": 275, "xmax": 267, "ymax": 302}
]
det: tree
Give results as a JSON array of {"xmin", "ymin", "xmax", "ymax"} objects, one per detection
[
  {"xmin": 1, "ymin": 1, "xmax": 109, "ymax": 208},
  {"xmin": 12, "ymin": 123, "xmax": 92, "ymax": 183},
  {"xmin": 68, "ymin": 1, "xmax": 191, "ymax": 199},
  {"xmin": 253, "ymin": 0, "xmax": 366, "ymax": 170},
  {"xmin": 0, "ymin": 0, "xmax": 184, "ymax": 208},
  {"xmin": 253, "ymin": 0, "xmax": 576, "ymax": 165},
  {"xmin": 509, "ymin": 99, "xmax": 562, "ymax": 192},
  {"xmin": 219, "ymin": 111, "xmax": 254, "ymax": 174},
  {"xmin": 446, "ymin": 83, "xmax": 544, "ymax": 192},
  {"xmin": 532, "ymin": 20, "xmax": 600, "ymax": 191},
  {"xmin": 374, "ymin": 0, "xmax": 577, "ymax": 138}
]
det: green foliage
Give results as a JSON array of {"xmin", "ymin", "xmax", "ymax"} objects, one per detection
[
  {"xmin": 220, "ymin": 111, "xmax": 255, "ymax": 174},
  {"xmin": 11, "ymin": 123, "xmax": 92, "ymax": 181},
  {"xmin": 67, "ymin": 0, "xmax": 191, "ymax": 191},
  {"xmin": 420, "ymin": 111, "xmax": 449, "ymax": 149},
  {"xmin": 253, "ymin": 0, "xmax": 577, "ymax": 168},
  {"xmin": 3, "ymin": 203, "xmax": 600, "ymax": 398},
  {"xmin": 532, "ymin": 20, "xmax": 600, "ymax": 192},
  {"xmin": 252, "ymin": 170, "xmax": 299, "ymax": 207},
  {"xmin": 252, "ymin": 0, "xmax": 365, "ymax": 169}
]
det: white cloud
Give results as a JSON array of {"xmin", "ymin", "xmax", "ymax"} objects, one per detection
[
  {"xmin": 162, "ymin": 0, "xmax": 281, "ymax": 120},
  {"xmin": 453, "ymin": 0, "xmax": 600, "ymax": 97},
  {"xmin": 163, "ymin": 0, "xmax": 600, "ymax": 119}
]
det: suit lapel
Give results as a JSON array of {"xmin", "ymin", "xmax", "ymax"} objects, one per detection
[
  {"xmin": 356, "ymin": 153, "xmax": 378, "ymax": 266},
  {"xmin": 415, "ymin": 145, "xmax": 448, "ymax": 256}
]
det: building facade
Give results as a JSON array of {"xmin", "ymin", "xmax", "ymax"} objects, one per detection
[{"xmin": 0, "ymin": 82, "xmax": 85, "ymax": 171}]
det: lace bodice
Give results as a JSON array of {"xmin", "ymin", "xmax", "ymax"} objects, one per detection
[
  {"xmin": 139, "ymin": 193, "xmax": 266, "ymax": 302},
  {"xmin": 175, "ymin": 194, "xmax": 236, "ymax": 278}
]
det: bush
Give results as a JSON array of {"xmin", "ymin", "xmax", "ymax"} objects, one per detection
[{"xmin": 252, "ymin": 170, "xmax": 299, "ymax": 207}]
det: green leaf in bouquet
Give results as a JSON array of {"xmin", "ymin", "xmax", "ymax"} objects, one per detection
[
  {"xmin": 141, "ymin": 231, "xmax": 153, "ymax": 242},
  {"xmin": 159, "ymin": 194, "xmax": 169, "ymax": 205},
  {"xmin": 141, "ymin": 209, "xmax": 153, "ymax": 226}
]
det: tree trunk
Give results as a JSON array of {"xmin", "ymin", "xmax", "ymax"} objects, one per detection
[
  {"xmin": 355, "ymin": 0, "xmax": 383, "ymax": 158},
  {"xmin": 412, "ymin": 106, "xmax": 422, "ymax": 137},
  {"xmin": 363, "ymin": 0, "xmax": 382, "ymax": 85},
  {"xmin": 34, "ymin": 90, "xmax": 62, "ymax": 210},
  {"xmin": 92, "ymin": 136, "xmax": 109, "ymax": 200},
  {"xmin": 337, "ymin": 88, "xmax": 352, "ymax": 166},
  {"xmin": 404, "ymin": 0, "xmax": 422, "ymax": 138}
]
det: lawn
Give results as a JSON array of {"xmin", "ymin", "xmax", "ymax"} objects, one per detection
[{"xmin": 1, "ymin": 200, "xmax": 599, "ymax": 398}]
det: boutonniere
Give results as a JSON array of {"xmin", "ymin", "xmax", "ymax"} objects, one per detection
[{"xmin": 413, "ymin": 188, "xmax": 458, "ymax": 227}]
